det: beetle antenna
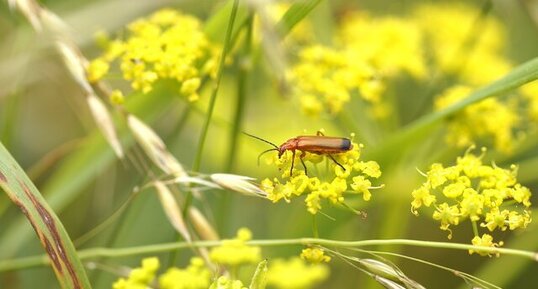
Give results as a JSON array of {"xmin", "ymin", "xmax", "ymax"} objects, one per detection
[
  {"xmin": 257, "ymin": 148, "xmax": 278, "ymax": 166},
  {"xmin": 243, "ymin": 132, "xmax": 279, "ymax": 149}
]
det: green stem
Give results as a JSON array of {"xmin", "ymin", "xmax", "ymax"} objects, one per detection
[
  {"xmin": 312, "ymin": 214, "xmax": 319, "ymax": 238},
  {"xmin": 4, "ymin": 238, "xmax": 535, "ymax": 271},
  {"xmin": 192, "ymin": 0, "xmax": 241, "ymax": 172},
  {"xmin": 226, "ymin": 14, "xmax": 254, "ymax": 172},
  {"xmin": 472, "ymin": 220, "xmax": 479, "ymax": 237}
]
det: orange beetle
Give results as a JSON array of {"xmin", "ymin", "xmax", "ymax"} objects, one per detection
[{"xmin": 245, "ymin": 131, "xmax": 352, "ymax": 175}]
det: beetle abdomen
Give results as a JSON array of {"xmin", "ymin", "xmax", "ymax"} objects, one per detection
[{"xmin": 295, "ymin": 136, "xmax": 352, "ymax": 154}]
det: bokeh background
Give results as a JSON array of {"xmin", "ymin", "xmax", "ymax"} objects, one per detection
[{"xmin": 1, "ymin": 0, "xmax": 538, "ymax": 288}]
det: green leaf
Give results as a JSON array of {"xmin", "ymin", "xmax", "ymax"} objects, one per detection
[
  {"xmin": 0, "ymin": 143, "xmax": 92, "ymax": 289},
  {"xmin": 249, "ymin": 259, "xmax": 268, "ymax": 289},
  {"xmin": 370, "ymin": 56, "xmax": 538, "ymax": 164},
  {"xmin": 276, "ymin": 0, "xmax": 323, "ymax": 36}
]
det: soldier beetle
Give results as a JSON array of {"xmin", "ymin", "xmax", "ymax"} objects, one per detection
[{"xmin": 244, "ymin": 131, "xmax": 352, "ymax": 176}]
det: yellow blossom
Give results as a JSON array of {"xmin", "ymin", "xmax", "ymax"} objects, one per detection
[
  {"xmin": 469, "ymin": 234, "xmax": 504, "ymax": 257},
  {"xmin": 412, "ymin": 148, "xmax": 532, "ymax": 245},
  {"xmin": 435, "ymin": 85, "xmax": 519, "ymax": 153},
  {"xmin": 413, "ymin": 3, "xmax": 508, "ymax": 83},
  {"xmin": 300, "ymin": 247, "xmax": 331, "ymax": 263},
  {"xmin": 87, "ymin": 8, "xmax": 219, "ymax": 99},
  {"xmin": 261, "ymin": 134, "xmax": 382, "ymax": 214},
  {"xmin": 209, "ymin": 276, "xmax": 247, "ymax": 289},
  {"xmin": 112, "ymin": 257, "xmax": 160, "ymax": 289},
  {"xmin": 209, "ymin": 228, "xmax": 261, "ymax": 266},
  {"xmin": 159, "ymin": 257, "xmax": 212, "ymax": 289},
  {"xmin": 266, "ymin": 257, "xmax": 329, "ymax": 289},
  {"xmin": 109, "ymin": 89, "xmax": 125, "ymax": 105},
  {"xmin": 86, "ymin": 58, "xmax": 109, "ymax": 82}
]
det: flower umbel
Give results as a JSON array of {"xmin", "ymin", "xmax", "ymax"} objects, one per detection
[
  {"xmin": 209, "ymin": 227, "xmax": 262, "ymax": 267},
  {"xmin": 266, "ymin": 257, "xmax": 329, "ymax": 289},
  {"xmin": 87, "ymin": 8, "xmax": 219, "ymax": 99},
  {"xmin": 112, "ymin": 257, "xmax": 160, "ymax": 289},
  {"xmin": 300, "ymin": 247, "xmax": 331, "ymax": 263},
  {"xmin": 411, "ymin": 147, "xmax": 532, "ymax": 246},
  {"xmin": 261, "ymin": 133, "xmax": 382, "ymax": 214}
]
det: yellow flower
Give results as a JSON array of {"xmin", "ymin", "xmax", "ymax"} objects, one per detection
[
  {"xmin": 112, "ymin": 257, "xmax": 160, "ymax": 289},
  {"xmin": 435, "ymin": 85, "xmax": 519, "ymax": 153},
  {"xmin": 87, "ymin": 8, "xmax": 219, "ymax": 98},
  {"xmin": 209, "ymin": 228, "xmax": 261, "ymax": 267},
  {"xmin": 261, "ymin": 134, "xmax": 382, "ymax": 214},
  {"xmin": 339, "ymin": 13, "xmax": 426, "ymax": 79},
  {"xmin": 209, "ymin": 276, "xmax": 247, "ymax": 289},
  {"xmin": 159, "ymin": 257, "xmax": 212, "ymax": 289},
  {"xmin": 287, "ymin": 44, "xmax": 381, "ymax": 117},
  {"xmin": 109, "ymin": 89, "xmax": 125, "ymax": 105},
  {"xmin": 432, "ymin": 203, "xmax": 460, "ymax": 237},
  {"xmin": 300, "ymin": 247, "xmax": 331, "ymax": 263},
  {"xmin": 413, "ymin": 3, "xmax": 508, "ymax": 84},
  {"xmin": 412, "ymin": 148, "xmax": 532, "ymax": 245},
  {"xmin": 266, "ymin": 257, "xmax": 329, "ymax": 289},
  {"xmin": 469, "ymin": 234, "xmax": 504, "ymax": 257},
  {"xmin": 86, "ymin": 57, "xmax": 109, "ymax": 82}
]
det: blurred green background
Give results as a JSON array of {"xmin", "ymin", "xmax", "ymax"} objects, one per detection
[{"xmin": 1, "ymin": 0, "xmax": 538, "ymax": 288}]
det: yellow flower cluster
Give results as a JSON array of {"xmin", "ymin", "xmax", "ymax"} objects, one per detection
[
  {"xmin": 113, "ymin": 257, "xmax": 160, "ymax": 289},
  {"xmin": 339, "ymin": 13, "xmax": 426, "ymax": 79},
  {"xmin": 435, "ymin": 86, "xmax": 519, "ymax": 153},
  {"xmin": 209, "ymin": 276, "xmax": 247, "ymax": 289},
  {"xmin": 419, "ymin": 4, "xmax": 525, "ymax": 153},
  {"xmin": 287, "ymin": 3, "xmax": 535, "ymax": 153},
  {"xmin": 287, "ymin": 9, "xmax": 428, "ymax": 118},
  {"xmin": 266, "ymin": 257, "xmax": 329, "ymax": 289},
  {"xmin": 112, "ymin": 257, "xmax": 213, "ymax": 289},
  {"xmin": 261, "ymin": 136, "xmax": 382, "ymax": 214},
  {"xmin": 87, "ymin": 8, "xmax": 219, "ymax": 100},
  {"xmin": 411, "ymin": 148, "xmax": 532, "ymax": 246},
  {"xmin": 209, "ymin": 228, "xmax": 261, "ymax": 266},
  {"xmin": 469, "ymin": 234, "xmax": 504, "ymax": 257},
  {"xmin": 287, "ymin": 45, "xmax": 383, "ymax": 117},
  {"xmin": 413, "ymin": 3, "xmax": 510, "ymax": 83},
  {"xmin": 159, "ymin": 257, "xmax": 212, "ymax": 289},
  {"xmin": 300, "ymin": 247, "xmax": 331, "ymax": 263}
]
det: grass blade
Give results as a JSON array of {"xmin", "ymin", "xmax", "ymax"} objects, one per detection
[
  {"xmin": 0, "ymin": 142, "xmax": 92, "ymax": 289},
  {"xmin": 371, "ymin": 57, "xmax": 538, "ymax": 164},
  {"xmin": 276, "ymin": 0, "xmax": 324, "ymax": 36}
]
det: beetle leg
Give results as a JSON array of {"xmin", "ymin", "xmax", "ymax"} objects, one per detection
[
  {"xmin": 289, "ymin": 149, "xmax": 296, "ymax": 177},
  {"xmin": 300, "ymin": 151, "xmax": 308, "ymax": 176},
  {"xmin": 328, "ymin": 154, "xmax": 346, "ymax": 171},
  {"xmin": 316, "ymin": 130, "xmax": 325, "ymax": 136}
]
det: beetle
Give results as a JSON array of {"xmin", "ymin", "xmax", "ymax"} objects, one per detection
[{"xmin": 244, "ymin": 131, "xmax": 353, "ymax": 176}]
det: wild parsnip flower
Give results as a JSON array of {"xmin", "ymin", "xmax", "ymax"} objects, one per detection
[
  {"xmin": 413, "ymin": 3, "xmax": 509, "ymax": 84},
  {"xmin": 300, "ymin": 247, "xmax": 331, "ymax": 263},
  {"xmin": 112, "ymin": 257, "xmax": 160, "ymax": 289},
  {"xmin": 209, "ymin": 276, "xmax": 247, "ymax": 289},
  {"xmin": 87, "ymin": 8, "xmax": 219, "ymax": 100},
  {"xmin": 411, "ymin": 147, "xmax": 532, "ymax": 246},
  {"xmin": 209, "ymin": 227, "xmax": 261, "ymax": 266},
  {"xmin": 469, "ymin": 234, "xmax": 504, "ymax": 257},
  {"xmin": 339, "ymin": 13, "xmax": 426, "ymax": 79},
  {"xmin": 434, "ymin": 85, "xmax": 519, "ymax": 153},
  {"xmin": 287, "ymin": 45, "xmax": 380, "ymax": 116},
  {"xmin": 261, "ymin": 134, "xmax": 382, "ymax": 214},
  {"xmin": 159, "ymin": 257, "xmax": 212, "ymax": 289},
  {"xmin": 266, "ymin": 257, "xmax": 329, "ymax": 289}
]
